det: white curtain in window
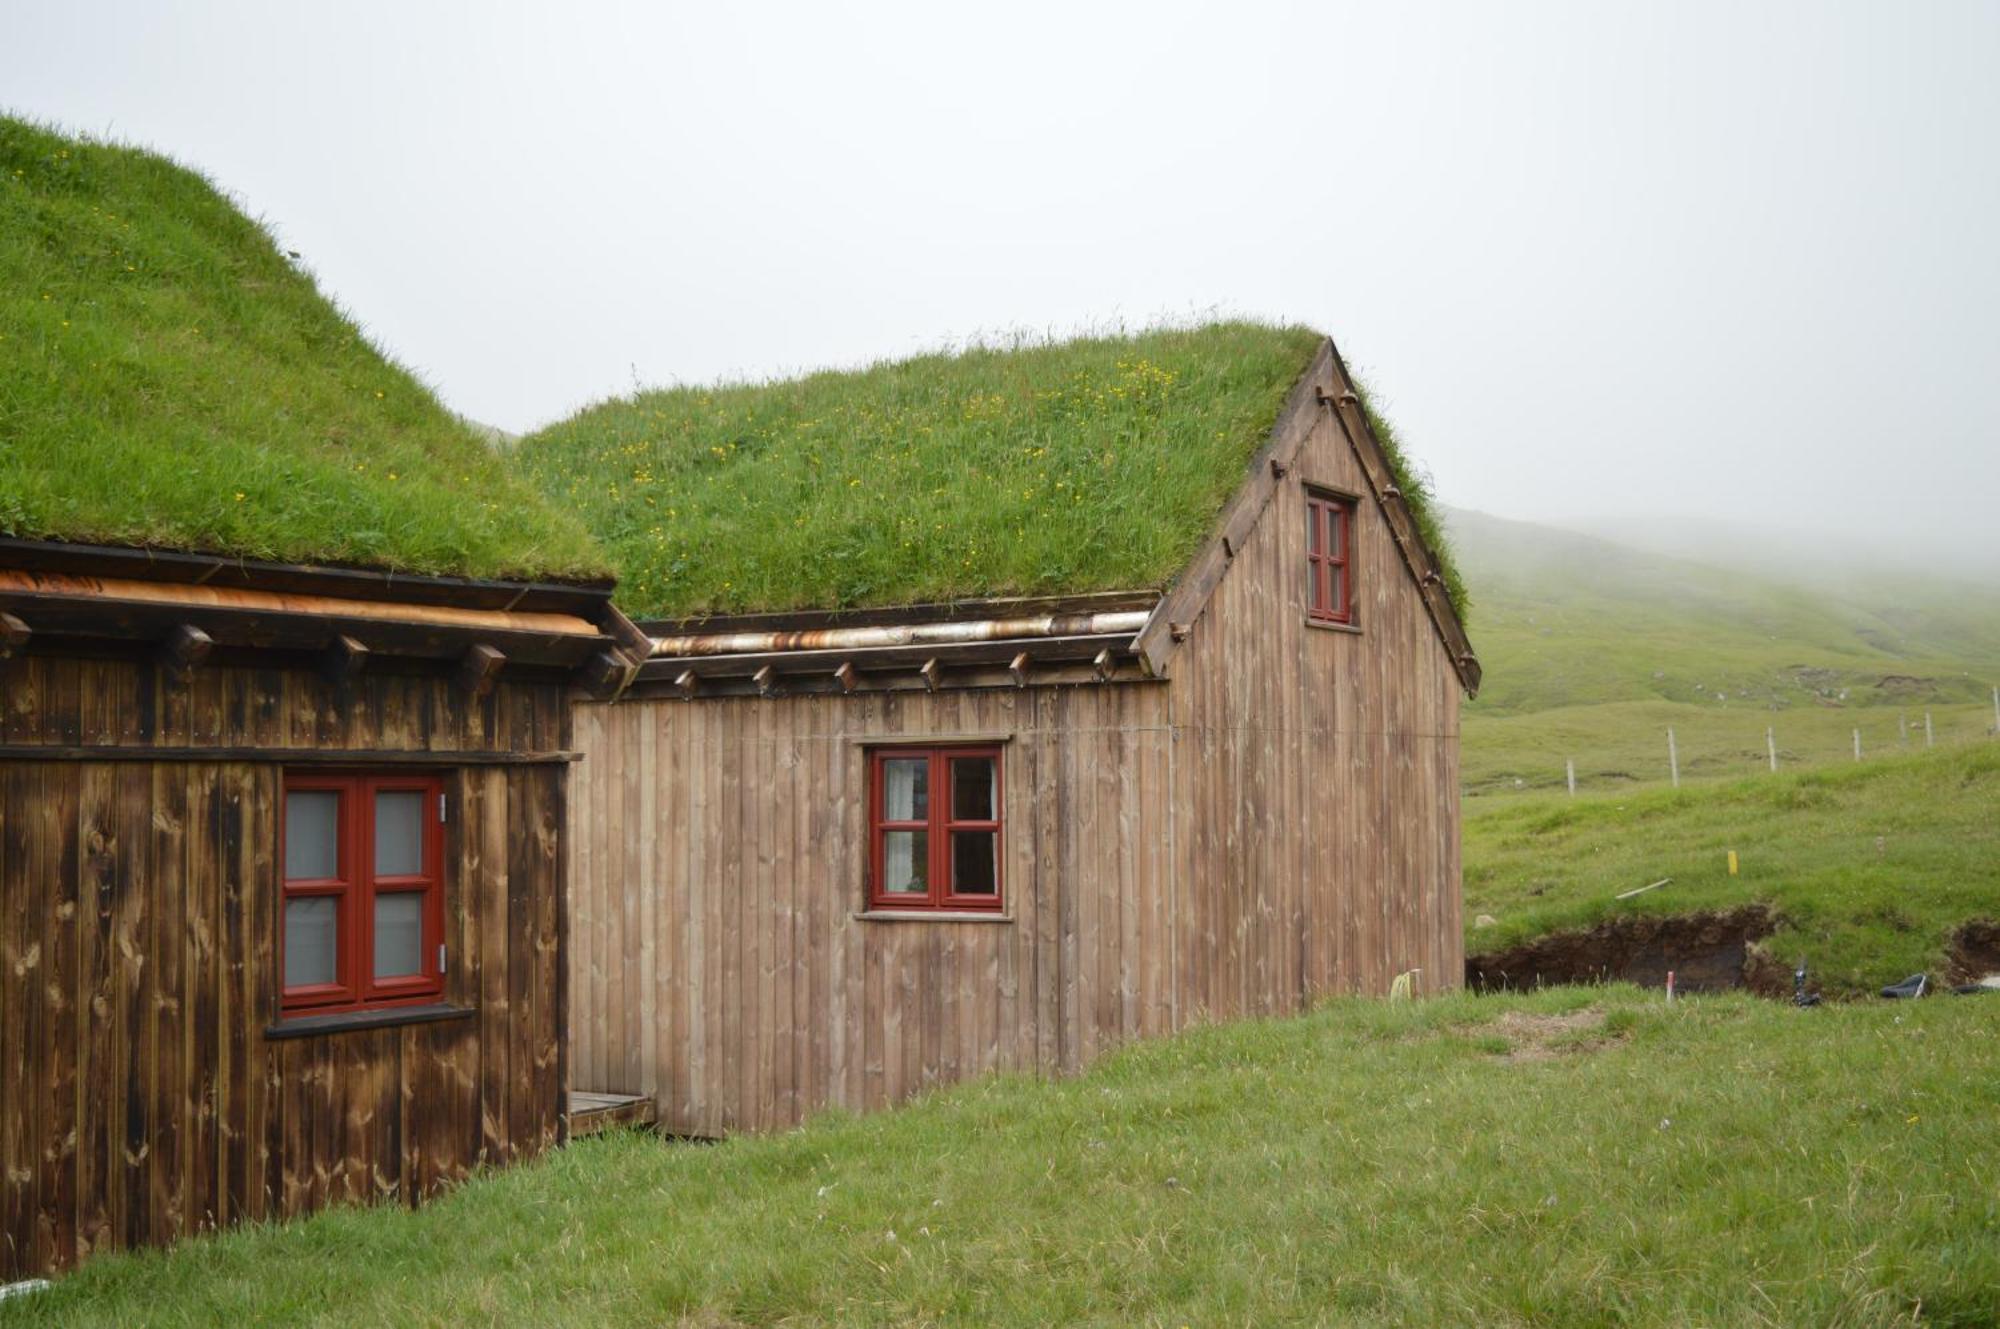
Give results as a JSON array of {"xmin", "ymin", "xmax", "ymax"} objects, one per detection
[{"xmin": 883, "ymin": 759, "xmax": 921, "ymax": 820}]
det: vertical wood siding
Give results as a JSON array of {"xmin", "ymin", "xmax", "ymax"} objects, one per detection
[
  {"xmin": 0, "ymin": 659, "xmax": 567, "ymax": 1280},
  {"xmin": 569, "ymin": 404, "xmax": 1462, "ymax": 1136}
]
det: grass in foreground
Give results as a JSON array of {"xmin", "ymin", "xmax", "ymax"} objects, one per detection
[
  {"xmin": 9, "ymin": 989, "xmax": 1998, "ymax": 1327},
  {"xmin": 0, "ymin": 117, "xmax": 606, "ymax": 582},
  {"xmin": 1464, "ymin": 743, "xmax": 2000, "ymax": 992},
  {"xmin": 514, "ymin": 322, "xmax": 1471, "ymax": 621}
]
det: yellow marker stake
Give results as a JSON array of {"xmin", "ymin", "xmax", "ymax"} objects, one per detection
[{"xmin": 1727, "ymin": 850, "xmax": 1739, "ymax": 877}]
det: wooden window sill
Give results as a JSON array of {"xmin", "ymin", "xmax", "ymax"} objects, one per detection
[
  {"xmin": 854, "ymin": 910, "xmax": 1013, "ymax": 924},
  {"xmin": 1305, "ymin": 617, "xmax": 1363, "ymax": 635},
  {"xmin": 265, "ymin": 1002, "xmax": 474, "ymax": 1040}
]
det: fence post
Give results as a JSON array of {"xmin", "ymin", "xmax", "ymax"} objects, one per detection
[
  {"xmin": 1766, "ymin": 726, "xmax": 1777, "ymax": 773},
  {"xmin": 1566, "ymin": 758, "xmax": 1577, "ymax": 798},
  {"xmin": 1925, "ymin": 711, "xmax": 1934, "ymax": 748},
  {"xmin": 1899, "ymin": 713, "xmax": 1908, "ymax": 747},
  {"xmin": 1853, "ymin": 728, "xmax": 1862, "ymax": 761},
  {"xmin": 1668, "ymin": 727, "xmax": 1680, "ymax": 789},
  {"xmin": 1993, "ymin": 685, "xmax": 1999, "ymax": 734}
]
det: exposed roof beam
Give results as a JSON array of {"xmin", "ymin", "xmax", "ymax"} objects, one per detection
[
  {"xmin": 160, "ymin": 623, "xmax": 212, "ymax": 679},
  {"xmin": 458, "ymin": 644, "xmax": 506, "ymax": 698},
  {"xmin": 319, "ymin": 633, "xmax": 370, "ymax": 689}
]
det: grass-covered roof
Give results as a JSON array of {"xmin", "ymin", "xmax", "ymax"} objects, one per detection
[
  {"xmin": 516, "ymin": 322, "xmax": 1466, "ymax": 621},
  {"xmin": 0, "ymin": 118, "xmax": 607, "ymax": 583}
]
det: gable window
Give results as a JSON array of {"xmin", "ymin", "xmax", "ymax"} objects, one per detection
[
  {"xmin": 868, "ymin": 747, "xmax": 1004, "ymax": 911},
  {"xmin": 1306, "ymin": 489, "xmax": 1356, "ymax": 625},
  {"xmin": 282, "ymin": 773, "xmax": 445, "ymax": 1016}
]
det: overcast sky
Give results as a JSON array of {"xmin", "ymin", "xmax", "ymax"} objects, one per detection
[{"xmin": 5, "ymin": 1, "xmax": 1996, "ymax": 569}]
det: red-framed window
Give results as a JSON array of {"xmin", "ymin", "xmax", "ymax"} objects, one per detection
[
  {"xmin": 1306, "ymin": 490, "xmax": 1356, "ymax": 624},
  {"xmin": 281, "ymin": 773, "xmax": 446, "ymax": 1016},
  {"xmin": 868, "ymin": 747, "xmax": 1004, "ymax": 912}
]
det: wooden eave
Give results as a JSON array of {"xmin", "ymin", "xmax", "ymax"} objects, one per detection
[
  {"xmin": 0, "ymin": 539, "xmax": 648, "ymax": 696},
  {"xmin": 636, "ymin": 588, "xmax": 1159, "ymax": 638},
  {"xmin": 629, "ymin": 589, "xmax": 1161, "ymax": 699},
  {"xmin": 1130, "ymin": 338, "xmax": 1482, "ymax": 697}
]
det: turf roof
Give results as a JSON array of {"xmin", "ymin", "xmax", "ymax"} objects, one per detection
[
  {"xmin": 516, "ymin": 322, "xmax": 1468, "ymax": 622},
  {"xmin": 0, "ymin": 118, "xmax": 607, "ymax": 583}
]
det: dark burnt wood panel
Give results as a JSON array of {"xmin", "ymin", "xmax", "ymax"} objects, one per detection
[{"xmin": 0, "ymin": 655, "xmax": 568, "ymax": 1280}]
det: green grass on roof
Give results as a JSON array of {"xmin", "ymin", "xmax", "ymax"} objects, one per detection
[
  {"xmin": 517, "ymin": 322, "xmax": 1465, "ymax": 621},
  {"xmin": 0, "ymin": 117, "xmax": 607, "ymax": 582}
]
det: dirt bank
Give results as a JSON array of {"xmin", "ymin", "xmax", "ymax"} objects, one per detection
[{"xmin": 1465, "ymin": 905, "xmax": 1783, "ymax": 995}]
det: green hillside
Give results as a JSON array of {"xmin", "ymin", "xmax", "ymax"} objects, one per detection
[
  {"xmin": 0, "ymin": 118, "xmax": 606, "ymax": 581},
  {"xmin": 1450, "ymin": 508, "xmax": 2000, "ymax": 796}
]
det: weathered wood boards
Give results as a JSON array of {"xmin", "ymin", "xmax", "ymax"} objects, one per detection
[
  {"xmin": 567, "ymin": 393, "xmax": 1463, "ymax": 1136},
  {"xmin": 0, "ymin": 658, "xmax": 568, "ymax": 1280}
]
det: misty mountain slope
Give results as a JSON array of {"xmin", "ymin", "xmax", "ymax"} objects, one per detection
[{"xmin": 1448, "ymin": 508, "xmax": 2000, "ymax": 794}]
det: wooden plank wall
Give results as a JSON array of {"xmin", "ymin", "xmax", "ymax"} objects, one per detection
[
  {"xmin": 0, "ymin": 657, "xmax": 567, "ymax": 1280},
  {"xmin": 569, "ymin": 400, "xmax": 1462, "ymax": 1137}
]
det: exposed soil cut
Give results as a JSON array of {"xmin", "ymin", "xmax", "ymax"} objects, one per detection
[
  {"xmin": 1466, "ymin": 905, "xmax": 1781, "ymax": 995},
  {"xmin": 1947, "ymin": 919, "xmax": 2000, "ymax": 985}
]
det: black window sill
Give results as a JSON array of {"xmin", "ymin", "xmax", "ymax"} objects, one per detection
[{"xmin": 264, "ymin": 1003, "xmax": 475, "ymax": 1040}]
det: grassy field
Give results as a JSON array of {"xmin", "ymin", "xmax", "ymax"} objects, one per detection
[
  {"xmin": 0, "ymin": 117, "xmax": 605, "ymax": 581},
  {"xmin": 8, "ymin": 988, "xmax": 1997, "ymax": 1327},
  {"xmin": 1463, "ymin": 743, "xmax": 2000, "ymax": 993}
]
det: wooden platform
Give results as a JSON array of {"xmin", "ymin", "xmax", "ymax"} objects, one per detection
[{"xmin": 565, "ymin": 1090, "xmax": 657, "ymax": 1136}]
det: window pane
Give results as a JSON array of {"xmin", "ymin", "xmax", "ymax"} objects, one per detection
[
  {"xmin": 1307, "ymin": 502, "xmax": 1323, "ymax": 553},
  {"xmin": 1332, "ymin": 506, "xmax": 1348, "ymax": 558},
  {"xmin": 881, "ymin": 830, "xmax": 927, "ymax": 894},
  {"xmin": 285, "ymin": 790, "xmax": 340, "ymax": 881},
  {"xmin": 374, "ymin": 892, "xmax": 425, "ymax": 979},
  {"xmin": 284, "ymin": 896, "xmax": 337, "ymax": 987},
  {"xmin": 951, "ymin": 757, "xmax": 996, "ymax": 821},
  {"xmin": 1331, "ymin": 566, "xmax": 1348, "ymax": 617},
  {"xmin": 881, "ymin": 758, "xmax": 927, "ymax": 822},
  {"xmin": 952, "ymin": 831, "xmax": 998, "ymax": 894},
  {"xmin": 374, "ymin": 790, "xmax": 425, "ymax": 877}
]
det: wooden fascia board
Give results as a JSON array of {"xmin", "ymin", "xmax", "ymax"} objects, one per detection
[
  {"xmin": 1131, "ymin": 339, "xmax": 1337, "ymax": 676},
  {"xmin": 636, "ymin": 588, "xmax": 1160, "ymax": 638},
  {"xmin": 1319, "ymin": 342, "xmax": 1483, "ymax": 696}
]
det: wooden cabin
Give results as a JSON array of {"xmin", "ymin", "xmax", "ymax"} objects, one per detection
[
  {"xmin": 0, "ymin": 540, "xmax": 647, "ymax": 1279},
  {"xmin": 0, "ymin": 119, "xmax": 640, "ymax": 1279},
  {"xmin": 557, "ymin": 331, "xmax": 1481, "ymax": 1137}
]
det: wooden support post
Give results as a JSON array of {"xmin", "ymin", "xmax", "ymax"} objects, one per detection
[
  {"xmin": 1565, "ymin": 758, "xmax": 1576, "ymax": 798},
  {"xmin": 1008, "ymin": 652, "xmax": 1030, "ymax": 688},
  {"xmin": 1853, "ymin": 728, "xmax": 1862, "ymax": 761},
  {"xmin": 1925, "ymin": 711, "xmax": 1934, "ymax": 748},
  {"xmin": 457, "ymin": 643, "xmax": 506, "ymax": 698},
  {"xmin": 751, "ymin": 664, "xmax": 778, "ymax": 697},
  {"xmin": 0, "ymin": 611, "xmax": 28, "ymax": 659},
  {"xmin": 160, "ymin": 623, "xmax": 213, "ymax": 679},
  {"xmin": 319, "ymin": 633, "xmax": 370, "ymax": 689},
  {"xmin": 1667, "ymin": 727, "xmax": 1679, "ymax": 789},
  {"xmin": 673, "ymin": 668, "xmax": 699, "ymax": 700},
  {"xmin": 1766, "ymin": 726, "xmax": 1777, "ymax": 773},
  {"xmin": 834, "ymin": 661, "xmax": 859, "ymax": 693},
  {"xmin": 1993, "ymin": 685, "xmax": 1999, "ymax": 734},
  {"xmin": 919, "ymin": 658, "xmax": 941, "ymax": 692},
  {"xmin": 1092, "ymin": 647, "xmax": 1113, "ymax": 682}
]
